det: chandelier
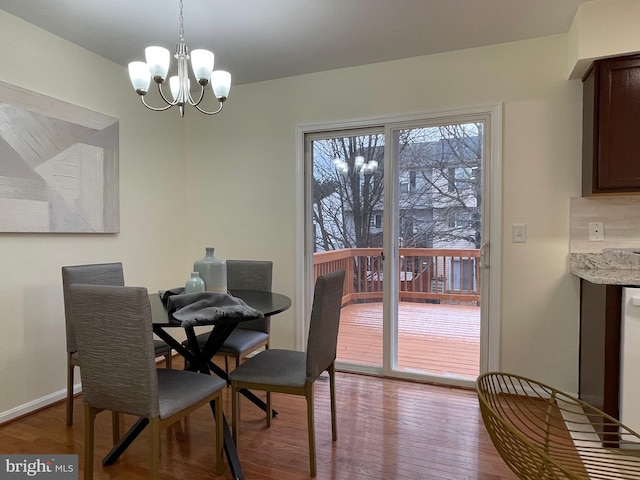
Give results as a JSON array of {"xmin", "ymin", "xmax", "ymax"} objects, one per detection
[
  {"xmin": 334, "ymin": 156, "xmax": 378, "ymax": 176},
  {"xmin": 127, "ymin": 0, "xmax": 231, "ymax": 117}
]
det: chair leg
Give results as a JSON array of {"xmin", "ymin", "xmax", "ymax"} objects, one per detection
[
  {"xmin": 149, "ymin": 417, "xmax": 161, "ymax": 480},
  {"xmin": 83, "ymin": 404, "xmax": 96, "ymax": 480},
  {"xmin": 266, "ymin": 392, "xmax": 272, "ymax": 428},
  {"xmin": 235, "ymin": 355, "xmax": 240, "ymax": 369},
  {"xmin": 164, "ymin": 351, "xmax": 172, "ymax": 369},
  {"xmin": 231, "ymin": 383, "xmax": 239, "ymax": 442},
  {"xmin": 329, "ymin": 363, "xmax": 337, "ymax": 441},
  {"xmin": 214, "ymin": 398, "xmax": 224, "ymax": 475},
  {"xmin": 66, "ymin": 356, "xmax": 75, "ymax": 426},
  {"xmin": 306, "ymin": 383, "xmax": 317, "ymax": 477},
  {"xmin": 111, "ymin": 412, "xmax": 121, "ymax": 445},
  {"xmin": 224, "ymin": 356, "xmax": 230, "ymax": 373}
]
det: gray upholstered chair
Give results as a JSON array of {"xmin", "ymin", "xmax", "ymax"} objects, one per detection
[
  {"xmin": 229, "ymin": 269, "xmax": 345, "ymax": 477},
  {"xmin": 192, "ymin": 259, "xmax": 273, "ymax": 371},
  {"xmin": 62, "ymin": 263, "xmax": 173, "ymax": 427},
  {"xmin": 69, "ymin": 284, "xmax": 226, "ymax": 480}
]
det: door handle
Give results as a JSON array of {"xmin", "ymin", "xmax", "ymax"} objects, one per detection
[{"xmin": 479, "ymin": 242, "xmax": 490, "ymax": 269}]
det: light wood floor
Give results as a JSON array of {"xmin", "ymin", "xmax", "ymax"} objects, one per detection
[
  {"xmin": 0, "ymin": 367, "xmax": 516, "ymax": 480},
  {"xmin": 337, "ymin": 302, "xmax": 480, "ymax": 379}
]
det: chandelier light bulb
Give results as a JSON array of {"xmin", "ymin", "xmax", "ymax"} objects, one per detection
[
  {"xmin": 145, "ymin": 46, "xmax": 170, "ymax": 83},
  {"xmin": 128, "ymin": 62, "xmax": 151, "ymax": 95},
  {"xmin": 169, "ymin": 76, "xmax": 191, "ymax": 103},
  {"xmin": 190, "ymin": 49, "xmax": 214, "ymax": 85},
  {"xmin": 211, "ymin": 71, "xmax": 231, "ymax": 101}
]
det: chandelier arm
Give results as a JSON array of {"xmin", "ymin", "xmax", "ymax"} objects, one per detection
[
  {"xmin": 156, "ymin": 83, "xmax": 179, "ymax": 107},
  {"xmin": 187, "ymin": 86, "xmax": 206, "ymax": 107},
  {"xmin": 140, "ymin": 95, "xmax": 173, "ymax": 112},
  {"xmin": 193, "ymin": 101, "xmax": 224, "ymax": 116}
]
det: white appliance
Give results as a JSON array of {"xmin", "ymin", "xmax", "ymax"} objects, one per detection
[{"xmin": 620, "ymin": 287, "xmax": 640, "ymax": 438}]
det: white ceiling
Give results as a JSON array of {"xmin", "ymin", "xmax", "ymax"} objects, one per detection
[{"xmin": 0, "ymin": 0, "xmax": 590, "ymax": 86}]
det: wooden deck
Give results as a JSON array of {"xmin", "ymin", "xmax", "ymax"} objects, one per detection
[{"xmin": 337, "ymin": 301, "xmax": 480, "ymax": 380}]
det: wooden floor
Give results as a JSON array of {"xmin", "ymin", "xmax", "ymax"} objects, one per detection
[
  {"xmin": 0, "ymin": 368, "xmax": 516, "ymax": 480},
  {"xmin": 337, "ymin": 302, "xmax": 480, "ymax": 379}
]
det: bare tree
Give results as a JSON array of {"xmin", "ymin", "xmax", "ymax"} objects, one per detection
[
  {"xmin": 312, "ymin": 123, "xmax": 482, "ymax": 251},
  {"xmin": 312, "ymin": 134, "xmax": 384, "ymax": 250}
]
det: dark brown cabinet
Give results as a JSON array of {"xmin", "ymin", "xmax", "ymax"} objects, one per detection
[
  {"xmin": 579, "ymin": 280, "xmax": 622, "ymax": 419},
  {"xmin": 582, "ymin": 54, "xmax": 640, "ymax": 195}
]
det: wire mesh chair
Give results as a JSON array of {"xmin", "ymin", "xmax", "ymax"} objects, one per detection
[{"xmin": 476, "ymin": 372, "xmax": 640, "ymax": 480}]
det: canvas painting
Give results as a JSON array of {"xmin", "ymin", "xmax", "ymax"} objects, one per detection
[{"xmin": 0, "ymin": 81, "xmax": 119, "ymax": 233}]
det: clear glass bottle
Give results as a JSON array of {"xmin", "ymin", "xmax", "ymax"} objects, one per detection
[
  {"xmin": 185, "ymin": 272, "xmax": 205, "ymax": 294},
  {"xmin": 193, "ymin": 247, "xmax": 227, "ymax": 293}
]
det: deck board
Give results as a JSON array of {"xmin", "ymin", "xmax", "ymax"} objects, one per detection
[{"xmin": 337, "ymin": 301, "xmax": 480, "ymax": 379}]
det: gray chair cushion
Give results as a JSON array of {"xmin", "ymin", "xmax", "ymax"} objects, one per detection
[
  {"xmin": 157, "ymin": 369, "xmax": 226, "ymax": 419},
  {"xmin": 229, "ymin": 349, "xmax": 307, "ymax": 387},
  {"xmin": 211, "ymin": 329, "xmax": 268, "ymax": 354},
  {"xmin": 153, "ymin": 339, "xmax": 172, "ymax": 354}
]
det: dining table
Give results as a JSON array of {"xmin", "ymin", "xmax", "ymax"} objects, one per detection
[{"xmin": 101, "ymin": 288, "xmax": 292, "ymax": 480}]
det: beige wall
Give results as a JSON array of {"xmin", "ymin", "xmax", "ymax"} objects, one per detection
[
  {"xmin": 184, "ymin": 34, "xmax": 584, "ymax": 390},
  {"xmin": 0, "ymin": 11, "xmax": 188, "ymax": 420},
  {"xmin": 4, "ymin": 3, "xmax": 621, "ymax": 419},
  {"xmin": 569, "ymin": 0, "xmax": 640, "ymax": 79}
]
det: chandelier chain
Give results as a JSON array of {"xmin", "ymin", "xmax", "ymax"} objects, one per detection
[{"xmin": 178, "ymin": 0, "xmax": 185, "ymax": 42}]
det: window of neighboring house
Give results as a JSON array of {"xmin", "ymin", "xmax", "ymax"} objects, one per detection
[
  {"xmin": 401, "ymin": 171, "xmax": 418, "ymax": 193},
  {"xmin": 448, "ymin": 167, "xmax": 473, "ymax": 192},
  {"xmin": 400, "ymin": 172, "xmax": 409, "ymax": 193},
  {"xmin": 447, "ymin": 210, "xmax": 472, "ymax": 229},
  {"xmin": 375, "ymin": 213, "xmax": 382, "ymax": 228},
  {"xmin": 401, "ymin": 217, "xmax": 415, "ymax": 236}
]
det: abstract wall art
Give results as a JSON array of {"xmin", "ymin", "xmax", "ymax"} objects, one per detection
[{"xmin": 0, "ymin": 81, "xmax": 119, "ymax": 233}]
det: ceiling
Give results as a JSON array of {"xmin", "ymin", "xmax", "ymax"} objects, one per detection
[{"xmin": 0, "ymin": 0, "xmax": 590, "ymax": 86}]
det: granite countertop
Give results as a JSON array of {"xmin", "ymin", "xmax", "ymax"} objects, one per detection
[{"xmin": 570, "ymin": 250, "xmax": 640, "ymax": 285}]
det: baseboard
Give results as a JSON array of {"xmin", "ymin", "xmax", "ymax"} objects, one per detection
[
  {"xmin": 0, "ymin": 383, "xmax": 82, "ymax": 426},
  {"xmin": 1, "ymin": 356, "xmax": 172, "ymax": 426}
]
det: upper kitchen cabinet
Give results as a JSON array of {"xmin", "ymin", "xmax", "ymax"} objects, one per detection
[{"xmin": 583, "ymin": 54, "xmax": 640, "ymax": 195}]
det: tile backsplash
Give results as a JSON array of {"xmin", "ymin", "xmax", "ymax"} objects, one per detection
[{"xmin": 570, "ymin": 196, "xmax": 640, "ymax": 253}]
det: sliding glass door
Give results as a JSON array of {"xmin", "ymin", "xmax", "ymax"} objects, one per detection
[{"xmin": 303, "ymin": 106, "xmax": 500, "ymax": 386}]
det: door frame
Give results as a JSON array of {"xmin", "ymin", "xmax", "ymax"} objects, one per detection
[{"xmin": 295, "ymin": 104, "xmax": 502, "ymax": 385}]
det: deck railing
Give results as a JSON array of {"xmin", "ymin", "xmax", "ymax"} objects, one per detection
[{"xmin": 313, "ymin": 247, "xmax": 480, "ymax": 304}]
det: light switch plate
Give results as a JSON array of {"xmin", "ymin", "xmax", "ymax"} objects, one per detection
[{"xmin": 512, "ymin": 223, "xmax": 526, "ymax": 243}]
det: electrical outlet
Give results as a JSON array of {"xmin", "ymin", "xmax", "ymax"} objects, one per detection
[
  {"xmin": 512, "ymin": 223, "xmax": 526, "ymax": 243},
  {"xmin": 589, "ymin": 221, "xmax": 604, "ymax": 241}
]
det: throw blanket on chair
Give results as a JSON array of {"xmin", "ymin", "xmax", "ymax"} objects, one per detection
[{"xmin": 160, "ymin": 288, "xmax": 264, "ymax": 327}]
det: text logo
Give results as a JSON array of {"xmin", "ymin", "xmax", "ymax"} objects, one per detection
[{"xmin": 0, "ymin": 455, "xmax": 77, "ymax": 479}]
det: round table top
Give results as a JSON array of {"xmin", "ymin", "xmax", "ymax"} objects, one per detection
[{"xmin": 150, "ymin": 289, "xmax": 291, "ymax": 327}]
